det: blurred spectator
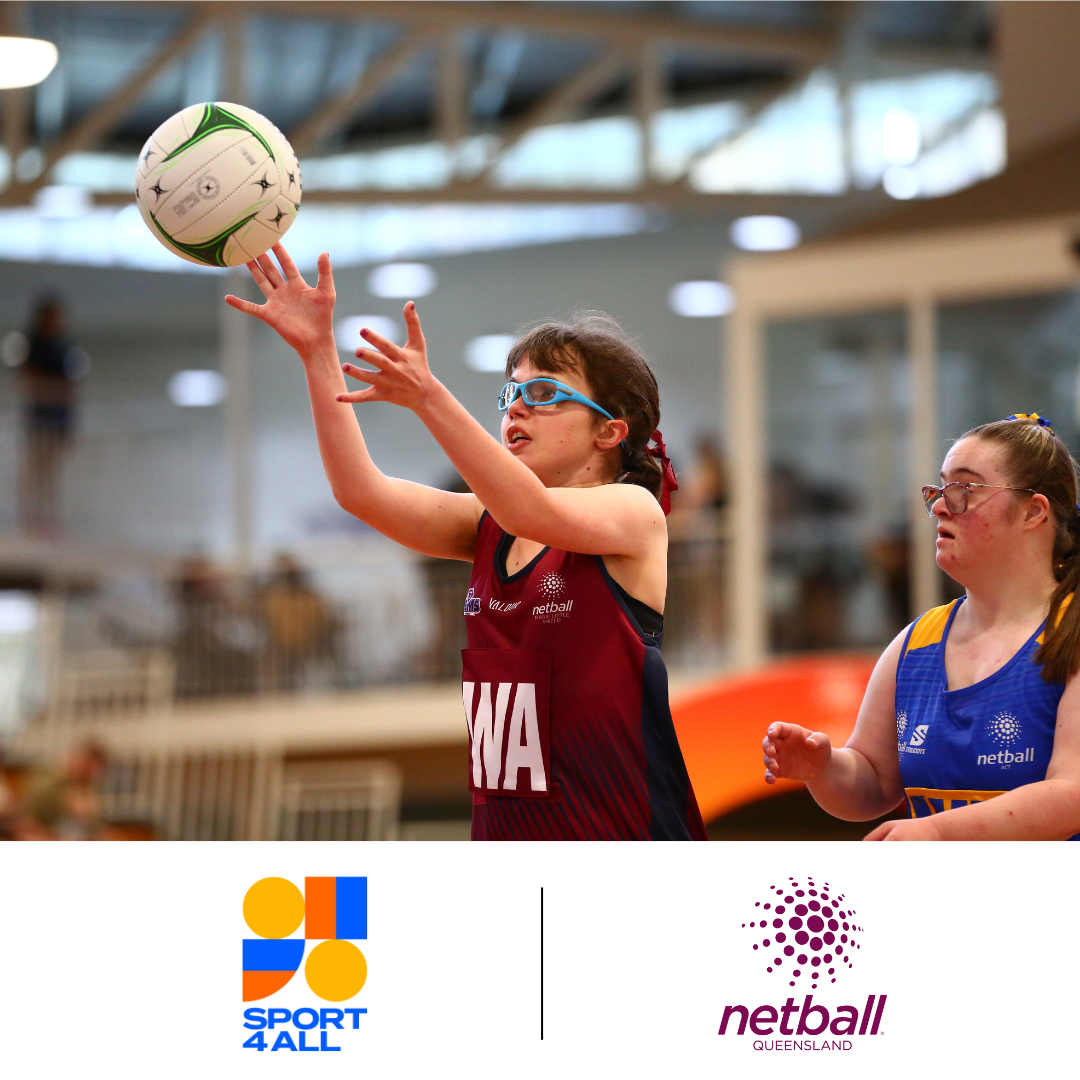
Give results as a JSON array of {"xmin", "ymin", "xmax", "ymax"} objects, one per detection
[
  {"xmin": 419, "ymin": 472, "xmax": 473, "ymax": 679},
  {"xmin": 668, "ymin": 434, "xmax": 729, "ymax": 540},
  {"xmin": 173, "ymin": 555, "xmax": 258, "ymax": 697},
  {"xmin": 13, "ymin": 297, "xmax": 90, "ymax": 536},
  {"xmin": 22, "ymin": 742, "xmax": 108, "ymax": 840},
  {"xmin": 259, "ymin": 553, "xmax": 340, "ymax": 690},
  {"xmin": 868, "ymin": 530, "xmax": 911, "ymax": 635},
  {"xmin": 769, "ymin": 463, "xmax": 859, "ymax": 651}
]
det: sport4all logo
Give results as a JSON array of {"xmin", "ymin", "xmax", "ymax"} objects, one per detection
[{"xmin": 242, "ymin": 876, "xmax": 368, "ymax": 1053}]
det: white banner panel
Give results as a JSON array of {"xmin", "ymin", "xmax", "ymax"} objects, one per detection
[{"xmin": 0, "ymin": 842, "xmax": 1073, "ymax": 1078}]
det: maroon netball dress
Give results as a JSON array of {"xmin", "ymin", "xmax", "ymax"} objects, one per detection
[{"xmin": 460, "ymin": 512, "xmax": 707, "ymax": 841}]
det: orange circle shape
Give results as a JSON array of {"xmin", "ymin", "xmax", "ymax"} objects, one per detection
[
  {"xmin": 305, "ymin": 939, "xmax": 367, "ymax": 1001},
  {"xmin": 243, "ymin": 877, "xmax": 304, "ymax": 939}
]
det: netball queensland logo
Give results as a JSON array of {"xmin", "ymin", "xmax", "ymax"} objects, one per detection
[
  {"xmin": 743, "ymin": 876, "xmax": 862, "ymax": 989},
  {"xmin": 719, "ymin": 876, "xmax": 886, "ymax": 1052},
  {"xmin": 241, "ymin": 876, "xmax": 369, "ymax": 1054}
]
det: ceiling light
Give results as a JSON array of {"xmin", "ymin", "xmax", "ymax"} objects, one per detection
[
  {"xmin": 168, "ymin": 370, "xmax": 227, "ymax": 407},
  {"xmin": 464, "ymin": 334, "xmax": 516, "ymax": 372},
  {"xmin": 34, "ymin": 185, "xmax": 90, "ymax": 219},
  {"xmin": 367, "ymin": 262, "xmax": 437, "ymax": 298},
  {"xmin": 335, "ymin": 316, "xmax": 400, "ymax": 352},
  {"xmin": 668, "ymin": 281, "xmax": 733, "ymax": 318},
  {"xmin": 730, "ymin": 216, "xmax": 800, "ymax": 252},
  {"xmin": 882, "ymin": 165, "xmax": 919, "ymax": 200},
  {"xmin": 881, "ymin": 109, "xmax": 921, "ymax": 166},
  {"xmin": 0, "ymin": 37, "xmax": 58, "ymax": 89}
]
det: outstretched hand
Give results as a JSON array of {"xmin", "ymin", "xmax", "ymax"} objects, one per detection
[
  {"xmin": 762, "ymin": 722, "xmax": 833, "ymax": 784},
  {"xmin": 225, "ymin": 244, "xmax": 336, "ymax": 357},
  {"xmin": 336, "ymin": 301, "xmax": 436, "ymax": 412}
]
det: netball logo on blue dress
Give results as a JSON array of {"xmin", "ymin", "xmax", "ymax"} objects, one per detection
[
  {"xmin": 978, "ymin": 711, "xmax": 1035, "ymax": 768},
  {"xmin": 898, "ymin": 718, "xmax": 927, "ymax": 755}
]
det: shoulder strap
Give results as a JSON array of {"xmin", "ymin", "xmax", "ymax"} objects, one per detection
[{"xmin": 902, "ymin": 600, "xmax": 960, "ymax": 657}]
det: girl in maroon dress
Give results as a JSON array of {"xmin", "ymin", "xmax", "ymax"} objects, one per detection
[{"xmin": 228, "ymin": 244, "xmax": 706, "ymax": 840}]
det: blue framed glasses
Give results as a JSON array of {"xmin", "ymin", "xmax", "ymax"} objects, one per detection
[{"xmin": 497, "ymin": 378, "xmax": 615, "ymax": 420}]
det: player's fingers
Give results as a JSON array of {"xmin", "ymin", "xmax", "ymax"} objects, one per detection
[
  {"xmin": 350, "ymin": 348, "xmax": 392, "ymax": 369},
  {"xmin": 804, "ymin": 731, "xmax": 832, "ymax": 752},
  {"xmin": 359, "ymin": 326, "xmax": 402, "ymax": 360},
  {"xmin": 764, "ymin": 770, "xmax": 776, "ymax": 785},
  {"xmin": 340, "ymin": 364, "xmax": 379, "ymax": 385},
  {"xmin": 273, "ymin": 243, "xmax": 303, "ymax": 282},
  {"xmin": 862, "ymin": 822, "xmax": 890, "ymax": 841},
  {"xmin": 245, "ymin": 260, "xmax": 274, "ymax": 297},
  {"xmin": 767, "ymin": 722, "xmax": 800, "ymax": 741},
  {"xmin": 335, "ymin": 387, "xmax": 379, "ymax": 404},
  {"xmin": 256, "ymin": 252, "xmax": 286, "ymax": 290},
  {"xmin": 315, "ymin": 251, "xmax": 335, "ymax": 295},
  {"xmin": 403, "ymin": 301, "xmax": 425, "ymax": 348},
  {"xmin": 225, "ymin": 295, "xmax": 264, "ymax": 319}
]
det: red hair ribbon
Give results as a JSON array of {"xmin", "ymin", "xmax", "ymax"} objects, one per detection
[{"xmin": 646, "ymin": 429, "xmax": 678, "ymax": 515}]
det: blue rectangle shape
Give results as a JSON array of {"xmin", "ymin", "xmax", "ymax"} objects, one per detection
[
  {"xmin": 335, "ymin": 877, "xmax": 367, "ymax": 940},
  {"xmin": 243, "ymin": 938, "xmax": 305, "ymax": 972}
]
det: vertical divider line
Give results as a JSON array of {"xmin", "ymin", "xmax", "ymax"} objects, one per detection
[{"xmin": 540, "ymin": 886, "xmax": 544, "ymax": 1040}]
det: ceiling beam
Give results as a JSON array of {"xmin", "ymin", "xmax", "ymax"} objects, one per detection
[
  {"xmin": 24, "ymin": 184, "xmax": 893, "ymax": 216},
  {"xmin": 466, "ymin": 46, "xmax": 627, "ymax": 183},
  {"xmin": 288, "ymin": 26, "xmax": 437, "ymax": 155},
  {"xmin": 12, "ymin": 8, "xmax": 216, "ymax": 197},
  {"xmin": 146, "ymin": 1, "xmax": 836, "ymax": 63}
]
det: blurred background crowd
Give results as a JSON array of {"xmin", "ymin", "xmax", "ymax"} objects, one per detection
[{"xmin": 2, "ymin": 0, "xmax": 1078, "ymax": 839}]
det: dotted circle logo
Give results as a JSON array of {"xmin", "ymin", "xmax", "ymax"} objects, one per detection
[
  {"xmin": 741, "ymin": 876, "xmax": 863, "ymax": 990},
  {"xmin": 988, "ymin": 711, "xmax": 1022, "ymax": 746},
  {"xmin": 896, "ymin": 711, "xmax": 907, "ymax": 742},
  {"xmin": 537, "ymin": 573, "xmax": 566, "ymax": 600}
]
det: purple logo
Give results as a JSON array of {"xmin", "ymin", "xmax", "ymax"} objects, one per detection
[
  {"xmin": 463, "ymin": 588, "xmax": 481, "ymax": 616},
  {"xmin": 742, "ymin": 876, "xmax": 863, "ymax": 991}
]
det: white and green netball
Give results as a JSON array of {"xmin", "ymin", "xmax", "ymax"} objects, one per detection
[{"xmin": 135, "ymin": 101, "xmax": 301, "ymax": 267}]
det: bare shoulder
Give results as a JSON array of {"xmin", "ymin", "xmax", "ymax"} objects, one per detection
[{"xmin": 591, "ymin": 481, "xmax": 666, "ymax": 524}]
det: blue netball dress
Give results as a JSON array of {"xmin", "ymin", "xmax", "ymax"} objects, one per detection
[{"xmin": 895, "ymin": 597, "xmax": 1076, "ymax": 836}]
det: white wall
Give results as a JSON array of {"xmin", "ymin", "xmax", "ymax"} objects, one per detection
[{"xmin": 0, "ymin": 213, "xmax": 796, "ymax": 559}]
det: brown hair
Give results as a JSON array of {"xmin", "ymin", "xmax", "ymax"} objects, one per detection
[
  {"xmin": 962, "ymin": 416, "xmax": 1080, "ymax": 683},
  {"xmin": 505, "ymin": 312, "xmax": 663, "ymax": 501}
]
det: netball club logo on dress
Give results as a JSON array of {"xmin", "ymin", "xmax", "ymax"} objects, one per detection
[
  {"xmin": 464, "ymin": 588, "xmax": 482, "ymax": 615},
  {"xmin": 897, "ymin": 713, "xmax": 926, "ymax": 755},
  {"xmin": 533, "ymin": 572, "xmax": 573, "ymax": 623},
  {"xmin": 718, "ymin": 876, "xmax": 886, "ymax": 1053},
  {"xmin": 241, "ymin": 876, "xmax": 368, "ymax": 1053},
  {"xmin": 979, "ymin": 711, "xmax": 1034, "ymax": 768}
]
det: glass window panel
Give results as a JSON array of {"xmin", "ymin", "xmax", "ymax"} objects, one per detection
[{"xmin": 765, "ymin": 310, "xmax": 910, "ymax": 651}]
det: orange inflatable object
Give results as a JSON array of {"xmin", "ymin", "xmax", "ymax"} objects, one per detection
[{"xmin": 671, "ymin": 654, "xmax": 878, "ymax": 824}]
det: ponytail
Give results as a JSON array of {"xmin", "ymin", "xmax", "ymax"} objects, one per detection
[
  {"xmin": 964, "ymin": 414, "xmax": 1080, "ymax": 683},
  {"xmin": 1038, "ymin": 505, "xmax": 1080, "ymax": 683}
]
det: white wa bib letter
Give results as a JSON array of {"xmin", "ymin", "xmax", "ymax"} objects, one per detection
[{"xmin": 502, "ymin": 682, "xmax": 546, "ymax": 792}]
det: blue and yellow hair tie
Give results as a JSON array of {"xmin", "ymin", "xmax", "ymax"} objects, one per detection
[{"xmin": 1006, "ymin": 412, "xmax": 1054, "ymax": 434}]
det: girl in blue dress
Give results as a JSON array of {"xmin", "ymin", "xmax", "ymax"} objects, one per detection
[{"xmin": 762, "ymin": 413, "xmax": 1080, "ymax": 840}]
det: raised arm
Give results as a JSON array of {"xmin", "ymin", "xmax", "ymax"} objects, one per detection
[
  {"xmin": 763, "ymin": 628, "xmax": 908, "ymax": 821},
  {"xmin": 339, "ymin": 306, "xmax": 664, "ymax": 559},
  {"xmin": 225, "ymin": 245, "xmax": 482, "ymax": 560}
]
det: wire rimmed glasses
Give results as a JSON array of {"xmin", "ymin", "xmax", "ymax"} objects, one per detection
[{"xmin": 921, "ymin": 481, "xmax": 1037, "ymax": 517}]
